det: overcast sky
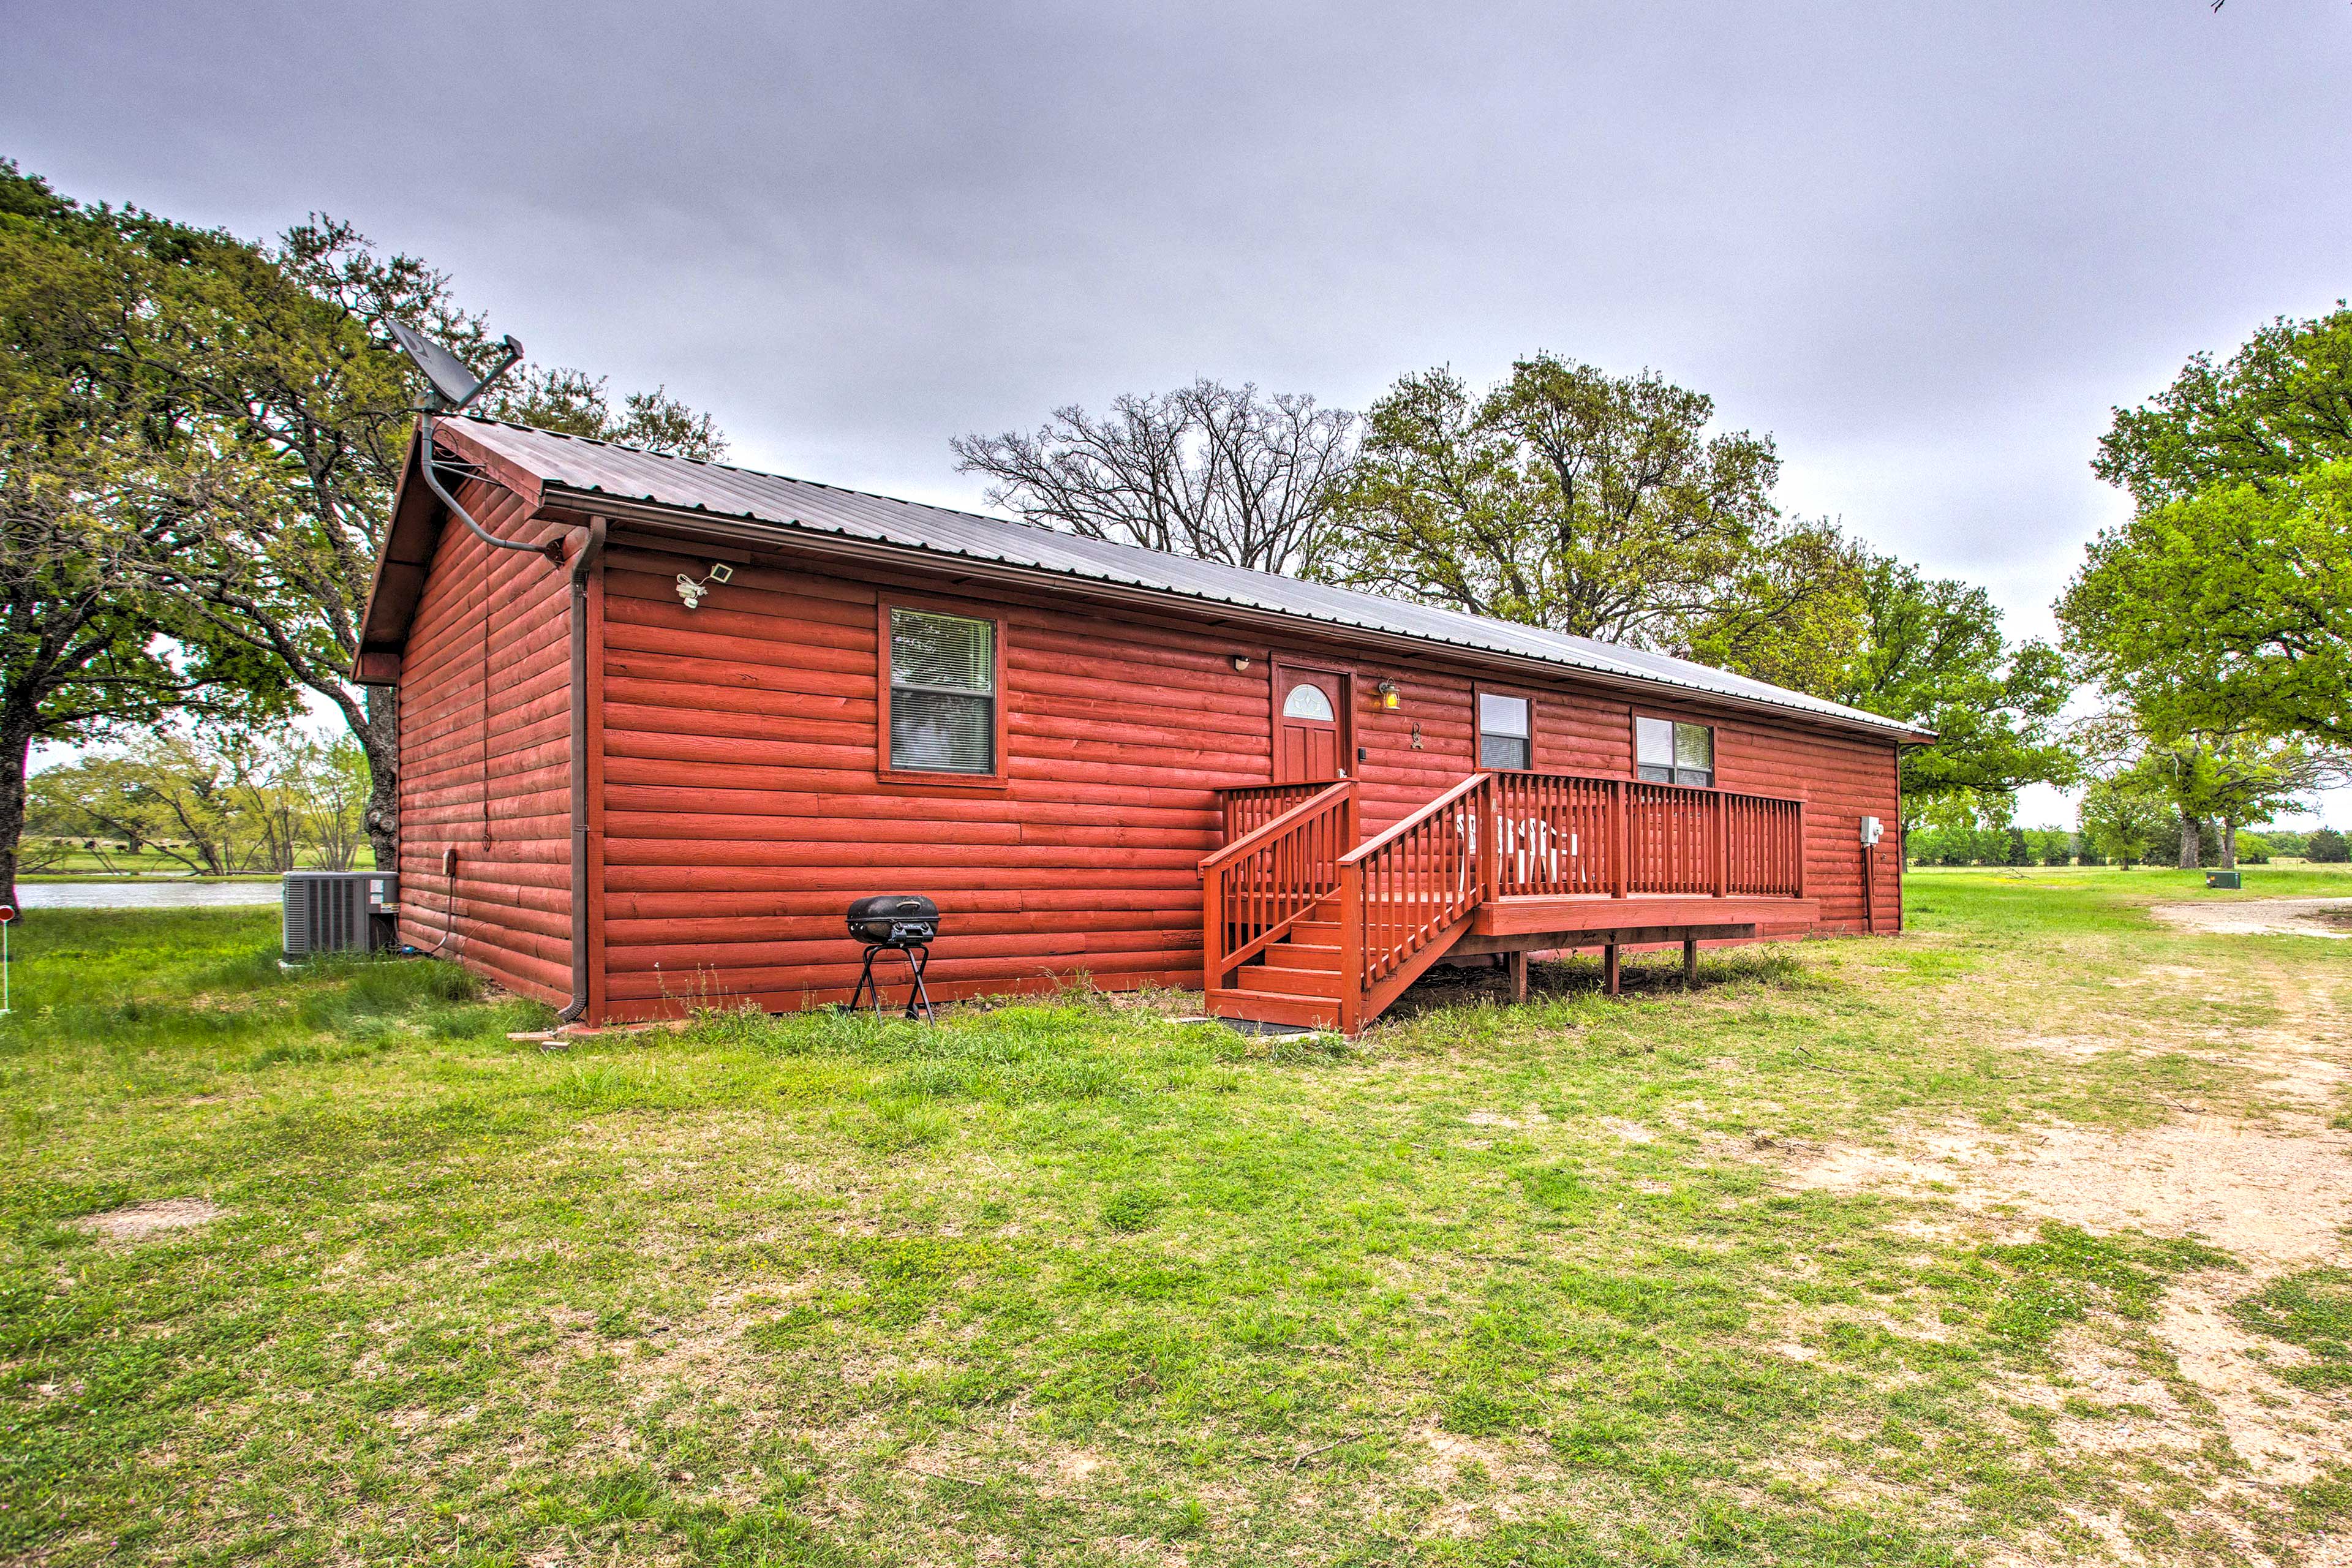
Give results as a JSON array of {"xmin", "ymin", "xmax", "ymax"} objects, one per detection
[{"xmin": 9, "ymin": 1, "xmax": 2350, "ymax": 824}]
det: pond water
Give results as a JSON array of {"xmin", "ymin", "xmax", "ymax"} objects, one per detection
[{"xmin": 15, "ymin": 881, "xmax": 282, "ymax": 910}]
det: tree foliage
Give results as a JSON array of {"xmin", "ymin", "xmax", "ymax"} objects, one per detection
[
  {"xmin": 0, "ymin": 160, "xmax": 726, "ymax": 887},
  {"xmin": 0, "ymin": 162, "xmax": 296, "ymax": 905},
  {"xmin": 1675, "ymin": 519, "xmax": 1869, "ymax": 698},
  {"xmin": 2076, "ymin": 718, "xmax": 2351, "ymax": 869},
  {"xmin": 2078, "ymin": 773, "xmax": 2172, "ymax": 870},
  {"xmin": 954, "ymin": 380, "xmax": 1357, "ymax": 576},
  {"xmin": 1329, "ymin": 355, "xmax": 1785, "ymax": 644},
  {"xmin": 1819, "ymin": 554, "xmax": 2075, "ymax": 824},
  {"xmin": 28, "ymin": 728, "xmax": 369, "ymax": 876},
  {"xmin": 2092, "ymin": 304, "xmax": 2352, "ymax": 510},
  {"xmin": 481, "ymin": 366, "xmax": 727, "ymax": 459},
  {"xmin": 2059, "ymin": 462, "xmax": 2352, "ymax": 745}
]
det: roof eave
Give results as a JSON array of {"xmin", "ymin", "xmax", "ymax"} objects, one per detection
[{"xmin": 541, "ymin": 483, "xmax": 1933, "ymax": 746}]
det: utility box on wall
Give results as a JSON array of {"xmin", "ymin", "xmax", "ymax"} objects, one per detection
[
  {"xmin": 1859, "ymin": 816, "xmax": 1883, "ymax": 847},
  {"xmin": 282, "ymin": 870, "xmax": 399, "ymax": 958}
]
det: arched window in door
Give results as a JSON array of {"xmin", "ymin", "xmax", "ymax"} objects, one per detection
[{"xmin": 1282, "ymin": 684, "xmax": 1334, "ymax": 721}]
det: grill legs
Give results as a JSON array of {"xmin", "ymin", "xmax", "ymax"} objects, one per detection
[{"xmin": 848, "ymin": 943, "xmax": 935, "ymax": 1023}]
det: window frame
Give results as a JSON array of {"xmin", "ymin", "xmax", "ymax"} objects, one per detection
[
  {"xmin": 875, "ymin": 595, "xmax": 1011, "ymax": 791},
  {"xmin": 1630, "ymin": 710, "xmax": 1717, "ymax": 790},
  {"xmin": 1472, "ymin": 682, "xmax": 1538, "ymax": 772}
]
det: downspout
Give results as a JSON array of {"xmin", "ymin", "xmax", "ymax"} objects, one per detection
[{"xmin": 558, "ymin": 516, "xmax": 608, "ymax": 1022}]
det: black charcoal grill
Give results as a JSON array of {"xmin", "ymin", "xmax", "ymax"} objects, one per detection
[{"xmin": 844, "ymin": 895, "xmax": 940, "ymax": 1022}]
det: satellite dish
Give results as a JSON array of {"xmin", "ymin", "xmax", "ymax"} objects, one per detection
[
  {"xmin": 387, "ymin": 323, "xmax": 522, "ymax": 412},
  {"xmin": 386, "ymin": 323, "xmax": 552, "ymax": 559}
]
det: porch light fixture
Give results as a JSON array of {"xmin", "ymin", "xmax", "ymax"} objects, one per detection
[
  {"xmin": 1376, "ymin": 679, "xmax": 1401, "ymax": 710},
  {"xmin": 1229, "ymin": 654, "xmax": 1251, "ymax": 673}
]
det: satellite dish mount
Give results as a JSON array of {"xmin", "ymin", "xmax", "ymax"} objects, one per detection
[{"xmin": 388, "ymin": 323, "xmax": 563, "ymax": 562}]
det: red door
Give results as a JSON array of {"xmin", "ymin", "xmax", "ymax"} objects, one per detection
[{"xmin": 1276, "ymin": 668, "xmax": 1346, "ymax": 782}]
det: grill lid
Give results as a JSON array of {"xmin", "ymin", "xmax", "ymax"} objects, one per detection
[
  {"xmin": 847, "ymin": 894, "xmax": 938, "ymax": 924},
  {"xmin": 846, "ymin": 894, "xmax": 940, "ymax": 946}
]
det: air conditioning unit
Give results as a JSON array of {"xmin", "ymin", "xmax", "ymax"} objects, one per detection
[{"xmin": 282, "ymin": 871, "xmax": 398, "ymax": 959}]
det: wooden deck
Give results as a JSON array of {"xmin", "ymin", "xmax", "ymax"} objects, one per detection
[{"xmin": 1200, "ymin": 771, "xmax": 1816, "ymax": 1033}]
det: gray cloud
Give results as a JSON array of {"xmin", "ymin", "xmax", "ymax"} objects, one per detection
[{"xmin": 9, "ymin": 0, "xmax": 2351, "ymax": 820}]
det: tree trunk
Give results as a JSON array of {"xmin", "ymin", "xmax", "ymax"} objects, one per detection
[
  {"xmin": 0, "ymin": 722, "xmax": 28, "ymax": 913},
  {"xmin": 362, "ymin": 684, "xmax": 399, "ymax": 874},
  {"xmin": 2179, "ymin": 816, "xmax": 2201, "ymax": 870},
  {"xmin": 2222, "ymin": 818, "xmax": 2238, "ymax": 870}
]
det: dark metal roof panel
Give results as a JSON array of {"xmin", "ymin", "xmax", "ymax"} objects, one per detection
[{"xmin": 448, "ymin": 416, "xmax": 1922, "ymax": 738}]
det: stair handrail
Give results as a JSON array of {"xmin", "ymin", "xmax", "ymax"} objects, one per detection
[
  {"xmin": 1334, "ymin": 772, "xmax": 1494, "ymax": 869},
  {"xmin": 1200, "ymin": 779, "xmax": 1355, "ymax": 874},
  {"xmin": 1200, "ymin": 779, "xmax": 1359, "ymax": 993},
  {"xmin": 1338, "ymin": 772, "xmax": 1497, "ymax": 1023}
]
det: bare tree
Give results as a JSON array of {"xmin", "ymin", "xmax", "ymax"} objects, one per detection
[{"xmin": 952, "ymin": 380, "xmax": 1359, "ymax": 577}]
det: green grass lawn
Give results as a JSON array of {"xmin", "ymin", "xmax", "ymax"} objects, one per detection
[{"xmin": 2, "ymin": 870, "xmax": 2348, "ymax": 1565}]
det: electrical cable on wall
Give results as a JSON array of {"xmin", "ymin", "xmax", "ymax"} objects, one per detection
[{"xmin": 382, "ymin": 323, "xmax": 543, "ymax": 958}]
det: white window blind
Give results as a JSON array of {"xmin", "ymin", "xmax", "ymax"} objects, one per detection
[{"xmin": 889, "ymin": 609, "xmax": 995, "ymax": 774}]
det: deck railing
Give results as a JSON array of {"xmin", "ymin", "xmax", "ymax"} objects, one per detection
[
  {"xmin": 1219, "ymin": 782, "xmax": 1333, "ymax": 842},
  {"xmin": 1208, "ymin": 769, "xmax": 1807, "ymax": 1027},
  {"xmin": 1341, "ymin": 772, "xmax": 1495, "ymax": 997},
  {"xmin": 1199, "ymin": 780, "xmax": 1359, "ymax": 992},
  {"xmin": 1493, "ymin": 771, "xmax": 1618, "ymax": 895}
]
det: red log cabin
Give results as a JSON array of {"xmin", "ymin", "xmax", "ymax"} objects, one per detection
[{"xmin": 354, "ymin": 417, "xmax": 1926, "ymax": 1032}]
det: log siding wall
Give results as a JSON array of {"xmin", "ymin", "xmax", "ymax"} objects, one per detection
[
  {"xmin": 391, "ymin": 478, "xmax": 576, "ymax": 1004},
  {"xmin": 581, "ymin": 524, "xmax": 1904, "ymax": 1022}
]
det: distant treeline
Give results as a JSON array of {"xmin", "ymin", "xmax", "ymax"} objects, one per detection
[{"xmin": 1904, "ymin": 824, "xmax": 2345, "ymax": 868}]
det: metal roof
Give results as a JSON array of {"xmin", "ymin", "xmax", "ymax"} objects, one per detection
[{"xmin": 435, "ymin": 416, "xmax": 1925, "ymax": 739}]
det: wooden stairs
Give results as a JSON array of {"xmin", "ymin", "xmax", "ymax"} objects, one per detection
[{"xmin": 1201, "ymin": 771, "xmax": 1812, "ymax": 1034}]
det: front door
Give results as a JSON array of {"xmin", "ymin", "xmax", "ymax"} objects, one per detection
[{"xmin": 1275, "ymin": 667, "xmax": 1347, "ymax": 782}]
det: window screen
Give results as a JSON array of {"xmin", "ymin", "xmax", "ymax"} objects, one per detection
[
  {"xmin": 1637, "ymin": 717, "xmax": 1712, "ymax": 786},
  {"xmin": 889, "ymin": 609, "xmax": 995, "ymax": 774},
  {"xmin": 1478, "ymin": 693, "xmax": 1531, "ymax": 771}
]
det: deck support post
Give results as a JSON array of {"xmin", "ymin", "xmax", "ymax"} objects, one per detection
[
  {"xmin": 1508, "ymin": 948, "xmax": 1528, "ymax": 1005},
  {"xmin": 1683, "ymin": 937, "xmax": 1698, "ymax": 989},
  {"xmin": 1604, "ymin": 943, "xmax": 1620, "ymax": 997}
]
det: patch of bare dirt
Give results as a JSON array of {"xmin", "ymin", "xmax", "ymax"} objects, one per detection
[
  {"xmin": 2157, "ymin": 1271, "xmax": 2342, "ymax": 1487},
  {"xmin": 70, "ymin": 1197, "xmax": 223, "ymax": 1241},
  {"xmin": 1786, "ymin": 1114, "xmax": 2352, "ymax": 1267},
  {"xmin": 1781, "ymin": 943, "xmax": 2352, "ymax": 1558},
  {"xmin": 2151, "ymin": 897, "xmax": 2352, "ymax": 941}
]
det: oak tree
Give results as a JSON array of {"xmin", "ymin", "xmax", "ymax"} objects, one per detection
[
  {"xmin": 954, "ymin": 380, "xmax": 1358, "ymax": 577},
  {"xmin": 1329, "ymin": 354, "xmax": 1783, "ymax": 644}
]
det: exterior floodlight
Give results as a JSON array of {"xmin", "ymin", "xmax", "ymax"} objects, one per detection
[
  {"xmin": 388, "ymin": 324, "xmax": 559, "ymax": 562},
  {"xmin": 675, "ymin": 561, "xmax": 734, "ymax": 610}
]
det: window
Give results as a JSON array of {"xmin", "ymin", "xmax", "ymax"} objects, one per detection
[
  {"xmin": 1282, "ymin": 684, "xmax": 1334, "ymax": 720},
  {"xmin": 1478, "ymin": 692, "xmax": 1531, "ymax": 770},
  {"xmin": 888, "ymin": 608, "xmax": 996, "ymax": 774},
  {"xmin": 1635, "ymin": 716, "xmax": 1713, "ymax": 787}
]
